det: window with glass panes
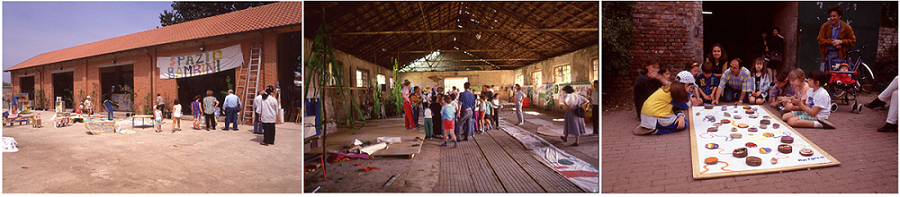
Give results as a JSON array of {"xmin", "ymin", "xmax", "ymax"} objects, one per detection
[
  {"xmin": 532, "ymin": 71, "xmax": 542, "ymax": 85},
  {"xmin": 591, "ymin": 59, "xmax": 599, "ymax": 82},
  {"xmin": 555, "ymin": 65, "xmax": 570, "ymax": 84},
  {"xmin": 356, "ymin": 69, "xmax": 370, "ymax": 88},
  {"xmin": 516, "ymin": 74, "xmax": 524, "ymax": 86}
]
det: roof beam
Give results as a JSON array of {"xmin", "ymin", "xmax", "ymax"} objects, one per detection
[
  {"xmin": 384, "ymin": 48, "xmax": 582, "ymax": 54},
  {"xmin": 482, "ymin": 2, "xmax": 583, "ymax": 49},
  {"xmin": 414, "ymin": 58, "xmax": 539, "ymax": 62},
  {"xmin": 333, "ymin": 28, "xmax": 597, "ymax": 35}
]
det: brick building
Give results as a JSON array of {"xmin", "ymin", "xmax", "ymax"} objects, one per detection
[{"xmin": 4, "ymin": 2, "xmax": 301, "ymax": 118}]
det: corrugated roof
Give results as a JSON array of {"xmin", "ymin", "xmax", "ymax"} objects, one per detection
[{"xmin": 6, "ymin": 1, "xmax": 301, "ymax": 72}]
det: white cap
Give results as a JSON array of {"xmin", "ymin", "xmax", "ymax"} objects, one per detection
[
  {"xmin": 86, "ymin": 96, "xmax": 91, "ymax": 99},
  {"xmin": 676, "ymin": 71, "xmax": 695, "ymax": 84}
]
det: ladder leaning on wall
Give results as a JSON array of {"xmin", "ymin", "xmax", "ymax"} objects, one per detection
[{"xmin": 239, "ymin": 43, "xmax": 262, "ymax": 124}]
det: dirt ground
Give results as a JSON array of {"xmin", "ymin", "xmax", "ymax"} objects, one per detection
[{"xmin": 2, "ymin": 110, "xmax": 302, "ymax": 193}]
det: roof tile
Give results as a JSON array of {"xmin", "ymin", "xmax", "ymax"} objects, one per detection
[{"xmin": 6, "ymin": 1, "xmax": 301, "ymax": 71}]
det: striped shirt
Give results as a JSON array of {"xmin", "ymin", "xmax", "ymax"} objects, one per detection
[{"xmin": 717, "ymin": 67, "xmax": 753, "ymax": 92}]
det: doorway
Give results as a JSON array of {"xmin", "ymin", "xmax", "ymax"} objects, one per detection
[
  {"xmin": 52, "ymin": 72, "xmax": 74, "ymax": 109},
  {"xmin": 100, "ymin": 65, "xmax": 135, "ymax": 111},
  {"xmin": 176, "ymin": 69, "xmax": 236, "ymax": 116},
  {"xmin": 19, "ymin": 76, "xmax": 34, "ymax": 101},
  {"xmin": 443, "ymin": 77, "xmax": 468, "ymax": 94}
]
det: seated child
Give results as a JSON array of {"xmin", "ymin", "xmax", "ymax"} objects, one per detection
[
  {"xmin": 695, "ymin": 62, "xmax": 719, "ymax": 104},
  {"xmin": 782, "ymin": 71, "xmax": 835, "ymax": 129},
  {"xmin": 769, "ymin": 71, "xmax": 797, "ymax": 111},
  {"xmin": 781, "ymin": 68, "xmax": 811, "ymax": 111},
  {"xmin": 830, "ymin": 63, "xmax": 856, "ymax": 85}
]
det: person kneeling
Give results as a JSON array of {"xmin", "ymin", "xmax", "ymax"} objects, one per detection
[
  {"xmin": 633, "ymin": 71, "xmax": 694, "ymax": 135},
  {"xmin": 782, "ymin": 71, "xmax": 835, "ymax": 129}
]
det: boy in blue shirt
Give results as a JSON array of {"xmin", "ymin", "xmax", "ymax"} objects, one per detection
[
  {"xmin": 440, "ymin": 96, "xmax": 458, "ymax": 148},
  {"xmin": 696, "ymin": 61, "xmax": 719, "ymax": 104}
]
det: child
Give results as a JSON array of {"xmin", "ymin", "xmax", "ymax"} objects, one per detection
[
  {"xmin": 474, "ymin": 95, "xmax": 484, "ymax": 134},
  {"xmin": 440, "ymin": 96, "xmax": 458, "ymax": 148},
  {"xmin": 154, "ymin": 105, "xmax": 163, "ymax": 133},
  {"xmin": 429, "ymin": 95, "xmax": 444, "ymax": 139},
  {"xmin": 192, "ymin": 95, "xmax": 202, "ymax": 130},
  {"xmin": 172, "ymin": 99, "xmax": 182, "ymax": 132},
  {"xmin": 781, "ymin": 69, "xmax": 810, "ymax": 111},
  {"xmin": 782, "ymin": 71, "xmax": 835, "ymax": 128},
  {"xmin": 769, "ymin": 71, "xmax": 797, "ymax": 111},
  {"xmin": 688, "ymin": 62, "xmax": 700, "ymax": 78},
  {"xmin": 484, "ymin": 95, "xmax": 493, "ymax": 131},
  {"xmin": 423, "ymin": 96, "xmax": 435, "ymax": 139},
  {"xmin": 748, "ymin": 58, "xmax": 771, "ymax": 105},
  {"xmin": 830, "ymin": 63, "xmax": 856, "ymax": 97},
  {"xmin": 695, "ymin": 62, "xmax": 719, "ymax": 104},
  {"xmin": 449, "ymin": 93, "xmax": 460, "ymax": 140}
]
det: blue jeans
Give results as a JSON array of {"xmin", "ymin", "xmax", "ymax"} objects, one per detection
[
  {"xmin": 254, "ymin": 113, "xmax": 263, "ymax": 133},
  {"xmin": 105, "ymin": 102, "xmax": 114, "ymax": 120},
  {"xmin": 412, "ymin": 105, "xmax": 420, "ymax": 127},
  {"xmin": 820, "ymin": 51, "xmax": 845, "ymax": 72},
  {"xmin": 721, "ymin": 86, "xmax": 745, "ymax": 103},
  {"xmin": 225, "ymin": 107, "xmax": 239, "ymax": 130}
]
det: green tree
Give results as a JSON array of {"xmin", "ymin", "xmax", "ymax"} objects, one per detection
[
  {"xmin": 601, "ymin": 2, "xmax": 635, "ymax": 77},
  {"xmin": 159, "ymin": 2, "xmax": 274, "ymax": 27}
]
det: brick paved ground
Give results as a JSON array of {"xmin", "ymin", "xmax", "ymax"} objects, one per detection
[{"xmin": 602, "ymin": 93, "xmax": 898, "ymax": 193}]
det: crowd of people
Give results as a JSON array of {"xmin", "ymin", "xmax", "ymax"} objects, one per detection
[
  {"xmin": 75, "ymin": 86, "xmax": 283, "ymax": 146},
  {"xmin": 632, "ymin": 5, "xmax": 897, "ymax": 134},
  {"xmin": 400, "ymin": 79, "xmax": 597, "ymax": 147}
]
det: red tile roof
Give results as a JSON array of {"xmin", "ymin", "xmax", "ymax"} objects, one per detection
[{"xmin": 6, "ymin": 1, "xmax": 301, "ymax": 72}]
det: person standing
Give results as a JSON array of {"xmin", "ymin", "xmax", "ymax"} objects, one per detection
[
  {"xmin": 192, "ymin": 95, "xmax": 202, "ymax": 130},
  {"xmin": 423, "ymin": 96, "xmax": 436, "ymax": 139},
  {"xmin": 157, "ymin": 93, "xmax": 165, "ymax": 113},
  {"xmin": 402, "ymin": 80, "xmax": 414, "ymax": 129},
  {"xmin": 201, "ymin": 90, "xmax": 219, "ymax": 131},
  {"xmin": 83, "ymin": 96, "xmax": 93, "ymax": 118},
  {"xmin": 817, "ymin": 5, "xmax": 856, "ymax": 71},
  {"xmin": 492, "ymin": 94, "xmax": 501, "ymax": 128},
  {"xmin": 223, "ymin": 89, "xmax": 241, "ymax": 131},
  {"xmin": 440, "ymin": 96, "xmax": 458, "ymax": 148},
  {"xmin": 258, "ymin": 88, "xmax": 279, "ymax": 146},
  {"xmin": 171, "ymin": 99, "xmax": 182, "ymax": 132},
  {"xmin": 514, "ymin": 84, "xmax": 526, "ymax": 126},
  {"xmin": 103, "ymin": 96, "xmax": 119, "ymax": 121},
  {"xmin": 456, "ymin": 82, "xmax": 476, "ymax": 141},
  {"xmin": 591, "ymin": 80, "xmax": 599, "ymax": 135},
  {"xmin": 253, "ymin": 89, "xmax": 265, "ymax": 134},
  {"xmin": 411, "ymin": 86, "xmax": 422, "ymax": 129},
  {"xmin": 560, "ymin": 85, "xmax": 589, "ymax": 146},
  {"xmin": 429, "ymin": 95, "xmax": 444, "ymax": 138},
  {"xmin": 768, "ymin": 27, "xmax": 785, "ymax": 81}
]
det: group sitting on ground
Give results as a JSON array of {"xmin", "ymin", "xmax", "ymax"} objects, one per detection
[{"xmin": 633, "ymin": 55, "xmax": 844, "ymax": 135}]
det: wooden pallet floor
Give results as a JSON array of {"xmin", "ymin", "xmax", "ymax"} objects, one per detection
[{"xmin": 436, "ymin": 124, "xmax": 584, "ymax": 193}]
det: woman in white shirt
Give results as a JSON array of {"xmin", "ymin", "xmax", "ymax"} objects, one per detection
[
  {"xmin": 560, "ymin": 85, "xmax": 589, "ymax": 146},
  {"xmin": 257, "ymin": 89, "xmax": 279, "ymax": 146}
]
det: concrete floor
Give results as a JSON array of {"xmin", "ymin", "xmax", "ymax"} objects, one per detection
[
  {"xmin": 2, "ymin": 110, "xmax": 303, "ymax": 193},
  {"xmin": 602, "ymin": 93, "xmax": 898, "ymax": 193}
]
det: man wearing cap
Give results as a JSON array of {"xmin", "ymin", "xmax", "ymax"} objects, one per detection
[
  {"xmin": 633, "ymin": 71, "xmax": 695, "ymax": 135},
  {"xmin": 712, "ymin": 58, "xmax": 753, "ymax": 106}
]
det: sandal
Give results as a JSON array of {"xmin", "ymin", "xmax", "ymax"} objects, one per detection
[{"xmin": 560, "ymin": 136, "xmax": 568, "ymax": 142}]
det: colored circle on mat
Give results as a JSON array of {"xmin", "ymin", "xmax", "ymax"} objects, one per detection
[
  {"xmin": 759, "ymin": 147, "xmax": 772, "ymax": 154},
  {"xmin": 705, "ymin": 143, "xmax": 719, "ymax": 149},
  {"xmin": 558, "ymin": 159, "xmax": 575, "ymax": 165}
]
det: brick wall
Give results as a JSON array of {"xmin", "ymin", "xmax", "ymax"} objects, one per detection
[
  {"xmin": 613, "ymin": 1, "xmax": 704, "ymax": 89},
  {"xmin": 877, "ymin": 27, "xmax": 897, "ymax": 61}
]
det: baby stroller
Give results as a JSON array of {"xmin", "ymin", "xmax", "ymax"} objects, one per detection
[{"xmin": 825, "ymin": 63, "xmax": 863, "ymax": 114}]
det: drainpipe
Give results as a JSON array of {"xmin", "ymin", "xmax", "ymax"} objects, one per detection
[{"xmin": 147, "ymin": 49, "xmax": 155, "ymax": 114}]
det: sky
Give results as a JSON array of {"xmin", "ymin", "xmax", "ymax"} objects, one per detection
[{"xmin": 2, "ymin": 1, "xmax": 174, "ymax": 83}]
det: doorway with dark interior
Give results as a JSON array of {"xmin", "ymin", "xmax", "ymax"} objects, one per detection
[
  {"xmin": 52, "ymin": 72, "xmax": 74, "ymax": 109},
  {"xmin": 19, "ymin": 76, "xmax": 34, "ymax": 101},
  {"xmin": 100, "ymin": 65, "xmax": 135, "ymax": 111},
  {"xmin": 176, "ymin": 69, "xmax": 236, "ymax": 117}
]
